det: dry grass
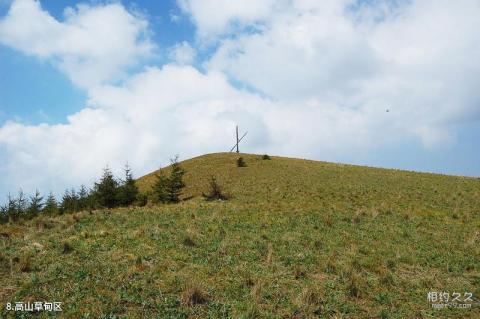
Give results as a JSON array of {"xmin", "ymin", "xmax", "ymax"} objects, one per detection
[
  {"xmin": 1, "ymin": 152, "xmax": 479, "ymax": 318},
  {"xmin": 180, "ymin": 284, "xmax": 209, "ymax": 306},
  {"xmin": 18, "ymin": 254, "xmax": 32, "ymax": 272}
]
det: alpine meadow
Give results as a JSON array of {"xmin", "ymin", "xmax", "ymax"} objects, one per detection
[
  {"xmin": 1, "ymin": 0, "xmax": 480, "ymax": 318},
  {"xmin": 1, "ymin": 153, "xmax": 479, "ymax": 318}
]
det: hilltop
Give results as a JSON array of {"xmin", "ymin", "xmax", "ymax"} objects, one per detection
[
  {"xmin": 1, "ymin": 153, "xmax": 479, "ymax": 318},
  {"xmin": 138, "ymin": 152, "xmax": 479, "ymax": 212}
]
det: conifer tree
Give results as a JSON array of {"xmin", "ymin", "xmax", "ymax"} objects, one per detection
[
  {"xmin": 43, "ymin": 192, "xmax": 59, "ymax": 216},
  {"xmin": 60, "ymin": 189, "xmax": 72, "ymax": 214},
  {"xmin": 118, "ymin": 164, "xmax": 139, "ymax": 206},
  {"xmin": 167, "ymin": 155, "xmax": 186, "ymax": 203},
  {"xmin": 78, "ymin": 185, "xmax": 89, "ymax": 211},
  {"xmin": 152, "ymin": 169, "xmax": 169, "ymax": 203},
  {"xmin": 0, "ymin": 204, "xmax": 7, "ymax": 224},
  {"xmin": 27, "ymin": 190, "xmax": 43, "ymax": 218},
  {"xmin": 16, "ymin": 190, "xmax": 27, "ymax": 219},
  {"xmin": 6, "ymin": 193, "xmax": 18, "ymax": 222},
  {"xmin": 152, "ymin": 156, "xmax": 186, "ymax": 204},
  {"xmin": 70, "ymin": 188, "xmax": 79, "ymax": 212},
  {"xmin": 93, "ymin": 167, "xmax": 119, "ymax": 208}
]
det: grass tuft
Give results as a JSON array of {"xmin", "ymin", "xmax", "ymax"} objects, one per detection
[
  {"xmin": 62, "ymin": 242, "xmax": 73, "ymax": 254},
  {"xmin": 19, "ymin": 255, "xmax": 32, "ymax": 272},
  {"xmin": 294, "ymin": 265, "xmax": 307, "ymax": 279},
  {"xmin": 180, "ymin": 284, "xmax": 209, "ymax": 306},
  {"xmin": 295, "ymin": 287, "xmax": 324, "ymax": 316},
  {"xmin": 182, "ymin": 236, "xmax": 196, "ymax": 248}
]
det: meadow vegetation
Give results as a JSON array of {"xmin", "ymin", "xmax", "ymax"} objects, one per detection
[{"xmin": 1, "ymin": 152, "xmax": 479, "ymax": 318}]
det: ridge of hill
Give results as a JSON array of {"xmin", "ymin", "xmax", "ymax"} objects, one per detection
[
  {"xmin": 1, "ymin": 152, "xmax": 479, "ymax": 318},
  {"xmin": 137, "ymin": 152, "xmax": 479, "ymax": 213}
]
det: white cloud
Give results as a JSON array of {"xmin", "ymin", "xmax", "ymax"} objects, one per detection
[
  {"xmin": 0, "ymin": 0, "xmax": 154, "ymax": 89},
  {"xmin": 0, "ymin": 63, "xmax": 406, "ymax": 196},
  {"xmin": 0, "ymin": 0, "xmax": 479, "ymax": 198},
  {"xmin": 177, "ymin": 0, "xmax": 277, "ymax": 38},
  {"xmin": 205, "ymin": 0, "xmax": 480, "ymax": 143},
  {"xmin": 168, "ymin": 41, "xmax": 196, "ymax": 65}
]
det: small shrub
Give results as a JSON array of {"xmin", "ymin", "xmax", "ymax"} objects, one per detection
[
  {"xmin": 237, "ymin": 157, "xmax": 247, "ymax": 167},
  {"xmin": 202, "ymin": 176, "xmax": 228, "ymax": 201},
  {"xmin": 262, "ymin": 154, "xmax": 271, "ymax": 160}
]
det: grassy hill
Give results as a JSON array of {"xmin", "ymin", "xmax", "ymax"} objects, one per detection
[{"xmin": 1, "ymin": 152, "xmax": 479, "ymax": 318}]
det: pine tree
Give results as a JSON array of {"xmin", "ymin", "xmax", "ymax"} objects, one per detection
[
  {"xmin": 6, "ymin": 193, "xmax": 18, "ymax": 222},
  {"xmin": 17, "ymin": 190, "xmax": 28, "ymax": 219},
  {"xmin": 118, "ymin": 164, "xmax": 139, "ymax": 206},
  {"xmin": 0, "ymin": 204, "xmax": 7, "ymax": 224},
  {"xmin": 60, "ymin": 189, "xmax": 72, "ymax": 214},
  {"xmin": 70, "ymin": 188, "xmax": 79, "ymax": 212},
  {"xmin": 152, "ymin": 169, "xmax": 169, "ymax": 203},
  {"xmin": 93, "ymin": 167, "xmax": 119, "ymax": 208},
  {"xmin": 43, "ymin": 192, "xmax": 59, "ymax": 216},
  {"xmin": 152, "ymin": 156, "xmax": 186, "ymax": 204},
  {"xmin": 27, "ymin": 190, "xmax": 43, "ymax": 218},
  {"xmin": 167, "ymin": 156, "xmax": 186, "ymax": 203},
  {"xmin": 78, "ymin": 185, "xmax": 89, "ymax": 211}
]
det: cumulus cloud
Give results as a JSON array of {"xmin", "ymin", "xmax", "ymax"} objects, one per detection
[
  {"xmin": 0, "ymin": 0, "xmax": 479, "ymax": 198},
  {"xmin": 205, "ymin": 0, "xmax": 480, "ymax": 144},
  {"xmin": 0, "ymin": 0, "xmax": 153, "ymax": 88},
  {"xmin": 0, "ymin": 63, "xmax": 407, "ymax": 197},
  {"xmin": 177, "ymin": 0, "xmax": 277, "ymax": 38}
]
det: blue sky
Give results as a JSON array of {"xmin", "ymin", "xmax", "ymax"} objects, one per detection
[
  {"xmin": 0, "ymin": 0, "xmax": 194, "ymax": 125},
  {"xmin": 0, "ymin": 0, "xmax": 479, "ymax": 198}
]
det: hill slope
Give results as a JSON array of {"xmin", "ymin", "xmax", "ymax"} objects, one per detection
[
  {"xmin": 1, "ymin": 153, "xmax": 479, "ymax": 318},
  {"xmin": 138, "ymin": 152, "xmax": 479, "ymax": 213}
]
